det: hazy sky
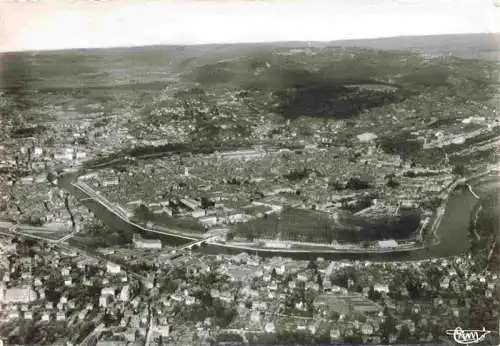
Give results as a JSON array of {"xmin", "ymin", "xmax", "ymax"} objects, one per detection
[{"xmin": 0, "ymin": 0, "xmax": 499, "ymax": 52}]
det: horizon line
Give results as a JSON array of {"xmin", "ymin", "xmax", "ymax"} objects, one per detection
[{"xmin": 1, "ymin": 31, "xmax": 499, "ymax": 55}]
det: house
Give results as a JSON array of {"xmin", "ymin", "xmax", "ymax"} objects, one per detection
[
  {"xmin": 101, "ymin": 287, "xmax": 115, "ymax": 296},
  {"xmin": 357, "ymin": 132, "xmax": 378, "ymax": 143},
  {"xmin": 362, "ymin": 324, "xmax": 374, "ymax": 335},
  {"xmin": 120, "ymin": 285, "xmax": 130, "ymax": 302},
  {"xmin": 378, "ymin": 239, "xmax": 397, "ymax": 248},
  {"xmin": 296, "ymin": 325, "xmax": 307, "ymax": 331},
  {"xmin": 373, "ymin": 283, "xmax": 389, "ymax": 294},
  {"xmin": 4, "ymin": 286, "xmax": 37, "ymax": 303},
  {"xmin": 250, "ymin": 310, "xmax": 261, "ymax": 324},
  {"xmin": 253, "ymin": 301, "xmax": 268, "ymax": 311},
  {"xmin": 133, "ymin": 236, "xmax": 162, "ymax": 249},
  {"xmin": 275, "ymin": 264, "xmax": 286, "ymax": 275},
  {"xmin": 56, "ymin": 311, "xmax": 66, "ymax": 321},
  {"xmin": 192, "ymin": 208, "xmax": 206, "ymax": 218},
  {"xmin": 156, "ymin": 325, "xmax": 170, "ymax": 338},
  {"xmin": 102, "ymin": 178, "xmax": 119, "ymax": 187},
  {"xmin": 218, "ymin": 292, "xmax": 233, "ymax": 303},
  {"xmin": 330, "ymin": 328, "xmax": 341, "ymax": 341},
  {"xmin": 199, "ymin": 216, "xmax": 218, "ymax": 227},
  {"xmin": 106, "ymin": 262, "xmax": 121, "ymax": 274},
  {"xmin": 297, "ymin": 273, "xmax": 308, "ymax": 282},
  {"xmin": 264, "ymin": 322, "xmax": 276, "ymax": 333},
  {"xmin": 180, "ymin": 198, "xmax": 201, "ymax": 211},
  {"xmin": 170, "ymin": 294, "xmax": 183, "ymax": 302},
  {"xmin": 42, "ymin": 312, "xmax": 51, "ymax": 322},
  {"xmin": 8, "ymin": 311, "xmax": 20, "ymax": 320},
  {"xmin": 185, "ymin": 296, "xmax": 196, "ymax": 305},
  {"xmin": 123, "ymin": 329, "xmax": 136, "ymax": 342},
  {"xmin": 440, "ymin": 278, "xmax": 450, "ymax": 289},
  {"xmin": 99, "ymin": 296, "xmax": 108, "ymax": 308},
  {"xmin": 269, "ymin": 282, "xmax": 278, "ymax": 291}
]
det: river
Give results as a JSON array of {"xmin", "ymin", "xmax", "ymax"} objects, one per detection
[{"xmin": 58, "ymin": 165, "xmax": 498, "ymax": 262}]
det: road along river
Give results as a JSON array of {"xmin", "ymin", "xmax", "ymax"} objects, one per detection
[{"xmin": 58, "ymin": 166, "xmax": 499, "ymax": 262}]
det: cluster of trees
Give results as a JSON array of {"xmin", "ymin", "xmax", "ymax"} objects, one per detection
[
  {"xmin": 340, "ymin": 212, "xmax": 421, "ymax": 242},
  {"xmin": 235, "ymin": 207, "xmax": 420, "ymax": 243},
  {"xmin": 330, "ymin": 177, "xmax": 372, "ymax": 191},
  {"xmin": 19, "ymin": 215, "xmax": 44, "ymax": 227},
  {"xmin": 284, "ymin": 168, "xmax": 310, "ymax": 181},
  {"xmin": 339, "ymin": 195, "xmax": 374, "ymax": 213},
  {"xmin": 277, "ymin": 84, "xmax": 404, "ymax": 119},
  {"xmin": 85, "ymin": 226, "xmax": 131, "ymax": 248},
  {"xmin": 132, "ymin": 204, "xmax": 204, "ymax": 233},
  {"xmin": 11, "ymin": 125, "xmax": 47, "ymax": 138},
  {"xmin": 174, "ymin": 296, "xmax": 237, "ymax": 329},
  {"xmin": 403, "ymin": 170, "xmax": 438, "ymax": 178},
  {"xmin": 469, "ymin": 190, "xmax": 499, "ymax": 273}
]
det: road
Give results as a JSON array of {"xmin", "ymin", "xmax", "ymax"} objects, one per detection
[
  {"xmin": 72, "ymin": 181, "xmax": 199, "ymax": 243},
  {"xmin": 75, "ymin": 181, "xmax": 128, "ymax": 220},
  {"xmin": 145, "ymin": 304, "xmax": 154, "ymax": 346},
  {"xmin": 0, "ymin": 223, "xmax": 148, "ymax": 282},
  {"xmin": 78, "ymin": 321, "xmax": 105, "ymax": 346}
]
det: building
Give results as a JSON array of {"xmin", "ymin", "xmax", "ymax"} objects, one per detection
[
  {"xmin": 56, "ymin": 311, "xmax": 66, "ymax": 321},
  {"xmin": 373, "ymin": 283, "xmax": 390, "ymax": 294},
  {"xmin": 263, "ymin": 240, "xmax": 291, "ymax": 249},
  {"xmin": 101, "ymin": 287, "xmax": 116, "ymax": 297},
  {"xmin": 157, "ymin": 325, "xmax": 170, "ymax": 338},
  {"xmin": 219, "ymin": 148, "xmax": 266, "ymax": 161},
  {"xmin": 179, "ymin": 198, "xmax": 201, "ymax": 211},
  {"xmin": 99, "ymin": 296, "xmax": 108, "ymax": 308},
  {"xmin": 8, "ymin": 311, "xmax": 20, "ymax": 320},
  {"xmin": 133, "ymin": 235, "xmax": 162, "ymax": 249},
  {"xmin": 192, "ymin": 209, "xmax": 206, "ymax": 218},
  {"xmin": 1, "ymin": 286, "xmax": 37, "ymax": 304},
  {"xmin": 377, "ymin": 240, "xmax": 398, "ymax": 248},
  {"xmin": 41, "ymin": 312, "xmax": 51, "ymax": 321},
  {"xmin": 75, "ymin": 152, "xmax": 87, "ymax": 160},
  {"xmin": 106, "ymin": 262, "xmax": 121, "ymax": 274},
  {"xmin": 264, "ymin": 322, "xmax": 276, "ymax": 333},
  {"xmin": 33, "ymin": 147, "xmax": 43, "ymax": 157},
  {"xmin": 120, "ymin": 285, "xmax": 130, "ymax": 302},
  {"xmin": 199, "ymin": 216, "xmax": 218, "ymax": 228},
  {"xmin": 102, "ymin": 178, "xmax": 119, "ymax": 187},
  {"xmin": 357, "ymin": 132, "xmax": 378, "ymax": 143}
]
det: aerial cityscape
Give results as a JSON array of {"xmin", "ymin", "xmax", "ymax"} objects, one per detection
[{"xmin": 0, "ymin": 32, "xmax": 499, "ymax": 345}]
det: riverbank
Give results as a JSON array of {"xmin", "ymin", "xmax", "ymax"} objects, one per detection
[{"xmin": 58, "ymin": 150, "xmax": 499, "ymax": 261}]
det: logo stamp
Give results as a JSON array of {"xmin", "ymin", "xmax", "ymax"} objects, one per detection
[{"xmin": 446, "ymin": 327, "xmax": 493, "ymax": 345}]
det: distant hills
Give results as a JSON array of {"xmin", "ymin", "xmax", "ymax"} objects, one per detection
[
  {"xmin": 0, "ymin": 33, "xmax": 498, "ymax": 90},
  {"xmin": 318, "ymin": 33, "xmax": 500, "ymax": 60},
  {"xmin": 2, "ymin": 32, "xmax": 498, "ymax": 59}
]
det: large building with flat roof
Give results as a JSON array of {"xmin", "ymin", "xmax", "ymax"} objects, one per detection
[{"xmin": 0, "ymin": 285, "xmax": 38, "ymax": 304}]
